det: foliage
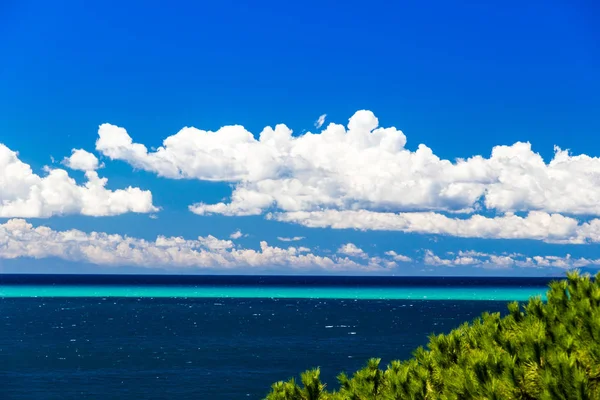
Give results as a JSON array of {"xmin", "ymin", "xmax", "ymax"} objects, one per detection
[{"xmin": 264, "ymin": 271, "xmax": 600, "ymax": 400}]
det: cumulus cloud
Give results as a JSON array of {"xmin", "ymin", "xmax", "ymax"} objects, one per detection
[
  {"xmin": 62, "ymin": 149, "xmax": 101, "ymax": 171},
  {"xmin": 95, "ymin": 111, "xmax": 600, "ymax": 220},
  {"xmin": 229, "ymin": 230, "xmax": 246, "ymax": 239},
  {"xmin": 0, "ymin": 144, "xmax": 157, "ymax": 218},
  {"xmin": 271, "ymin": 210, "xmax": 600, "ymax": 244},
  {"xmin": 197, "ymin": 235, "xmax": 234, "ymax": 251},
  {"xmin": 337, "ymin": 243, "xmax": 367, "ymax": 258},
  {"xmin": 384, "ymin": 250, "xmax": 412, "ymax": 262},
  {"xmin": 315, "ymin": 114, "xmax": 327, "ymax": 129},
  {"xmin": 277, "ymin": 236, "xmax": 305, "ymax": 242},
  {"xmin": 0, "ymin": 219, "xmax": 388, "ymax": 272},
  {"xmin": 90, "ymin": 110, "xmax": 600, "ymax": 244}
]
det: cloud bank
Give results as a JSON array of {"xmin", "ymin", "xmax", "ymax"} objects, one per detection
[
  {"xmin": 0, "ymin": 219, "xmax": 385, "ymax": 272},
  {"xmin": 93, "ymin": 110, "xmax": 600, "ymax": 243},
  {"xmin": 0, "ymin": 219, "xmax": 594, "ymax": 273},
  {"xmin": 423, "ymin": 250, "xmax": 600, "ymax": 270},
  {"xmin": 271, "ymin": 210, "xmax": 600, "ymax": 244}
]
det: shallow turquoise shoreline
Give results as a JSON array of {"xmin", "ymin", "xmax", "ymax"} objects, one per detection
[{"xmin": 0, "ymin": 285, "xmax": 548, "ymax": 301}]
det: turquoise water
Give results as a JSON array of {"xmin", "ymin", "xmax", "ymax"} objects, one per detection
[{"xmin": 0, "ymin": 285, "xmax": 547, "ymax": 300}]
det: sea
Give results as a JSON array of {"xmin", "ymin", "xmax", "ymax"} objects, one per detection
[{"xmin": 0, "ymin": 275, "xmax": 553, "ymax": 400}]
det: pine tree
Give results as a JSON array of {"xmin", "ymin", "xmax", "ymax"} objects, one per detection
[{"xmin": 264, "ymin": 271, "xmax": 600, "ymax": 400}]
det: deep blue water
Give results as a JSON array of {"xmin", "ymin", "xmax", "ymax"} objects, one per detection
[{"xmin": 0, "ymin": 275, "xmax": 552, "ymax": 399}]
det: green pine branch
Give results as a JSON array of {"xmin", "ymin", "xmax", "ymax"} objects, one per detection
[{"xmin": 265, "ymin": 271, "xmax": 600, "ymax": 400}]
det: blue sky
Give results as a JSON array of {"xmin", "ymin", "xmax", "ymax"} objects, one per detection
[{"xmin": 0, "ymin": 0, "xmax": 599, "ymax": 275}]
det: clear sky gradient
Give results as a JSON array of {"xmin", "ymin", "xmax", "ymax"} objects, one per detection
[{"xmin": 1, "ymin": 0, "xmax": 599, "ymax": 275}]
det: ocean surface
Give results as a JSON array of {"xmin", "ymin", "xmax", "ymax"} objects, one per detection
[{"xmin": 0, "ymin": 275, "xmax": 553, "ymax": 400}]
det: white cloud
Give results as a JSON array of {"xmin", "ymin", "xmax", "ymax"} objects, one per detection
[
  {"xmin": 1, "ymin": 219, "xmax": 596, "ymax": 272},
  {"xmin": 337, "ymin": 243, "xmax": 367, "ymax": 258},
  {"xmin": 277, "ymin": 236, "xmax": 305, "ymax": 242},
  {"xmin": 315, "ymin": 114, "xmax": 327, "ymax": 129},
  {"xmin": 90, "ymin": 110, "xmax": 600, "ymax": 245},
  {"xmin": 62, "ymin": 149, "xmax": 101, "ymax": 171},
  {"xmin": 384, "ymin": 250, "xmax": 412, "ymax": 262},
  {"xmin": 423, "ymin": 250, "xmax": 485, "ymax": 267},
  {"xmin": 424, "ymin": 250, "xmax": 457, "ymax": 266},
  {"xmin": 95, "ymin": 111, "xmax": 600, "ymax": 221},
  {"xmin": 190, "ymin": 188, "xmax": 272, "ymax": 216},
  {"xmin": 229, "ymin": 230, "xmax": 246, "ymax": 239},
  {"xmin": 423, "ymin": 250, "xmax": 600, "ymax": 270},
  {"xmin": 0, "ymin": 144, "xmax": 157, "ymax": 218},
  {"xmin": 197, "ymin": 235, "xmax": 234, "ymax": 251},
  {"xmin": 271, "ymin": 210, "xmax": 600, "ymax": 244},
  {"xmin": 0, "ymin": 219, "xmax": 384, "ymax": 272},
  {"xmin": 95, "ymin": 122, "xmax": 290, "ymax": 182}
]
